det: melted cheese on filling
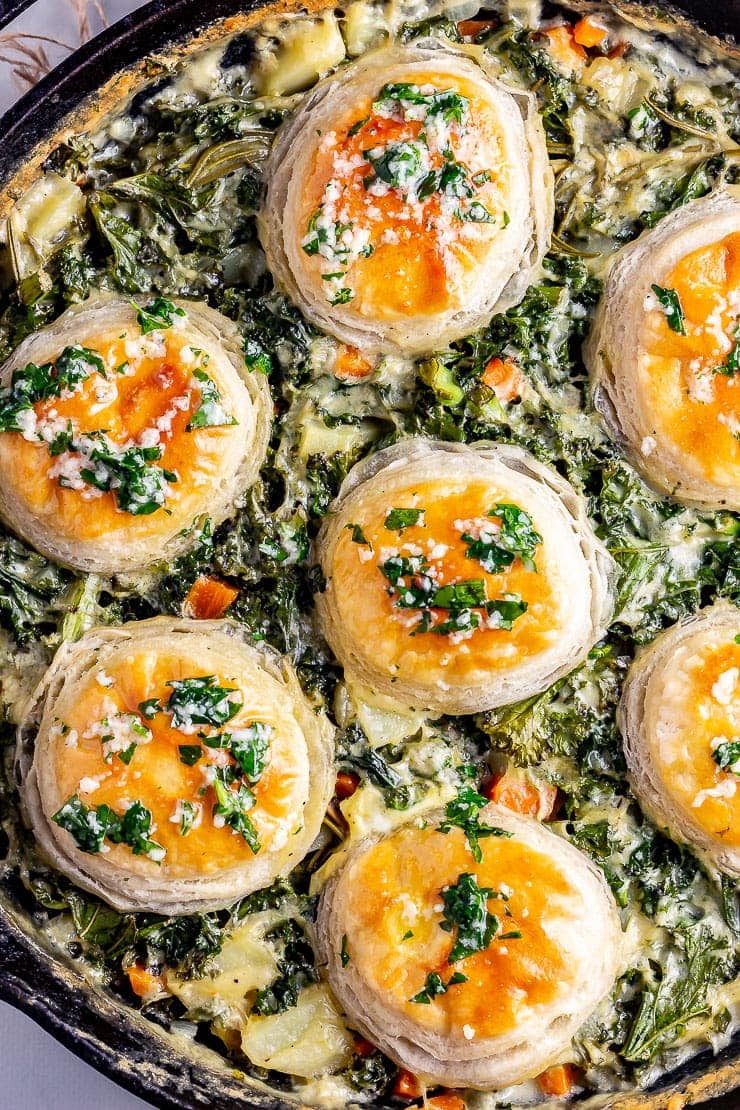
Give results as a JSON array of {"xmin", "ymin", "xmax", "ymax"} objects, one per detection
[
  {"xmin": 47, "ymin": 642, "xmax": 310, "ymax": 875},
  {"xmin": 297, "ymin": 70, "xmax": 514, "ymax": 319},
  {"xmin": 340, "ymin": 823, "xmax": 577, "ymax": 1040},
  {"xmin": 639, "ymin": 232, "xmax": 740, "ymax": 485},
  {"xmin": 330, "ymin": 477, "xmax": 561, "ymax": 688},
  {"xmin": 0, "ymin": 324, "xmax": 242, "ymax": 542},
  {"xmin": 650, "ymin": 636, "xmax": 740, "ymax": 847}
]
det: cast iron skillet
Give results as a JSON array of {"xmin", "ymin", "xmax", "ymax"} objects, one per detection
[{"xmin": 0, "ymin": 1, "xmax": 739, "ymax": 1107}]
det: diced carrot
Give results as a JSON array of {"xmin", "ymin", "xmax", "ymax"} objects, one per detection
[
  {"xmin": 354, "ymin": 1036, "xmax": 377, "ymax": 1057},
  {"xmin": 543, "ymin": 25, "xmax": 586, "ymax": 70},
  {"xmin": 334, "ymin": 345, "xmax": 375, "ymax": 382},
  {"xmin": 485, "ymin": 772, "xmax": 559, "ymax": 821},
  {"xmin": 127, "ymin": 963, "xmax": 165, "ymax": 1001},
  {"xmin": 393, "ymin": 1069, "xmax": 423, "ymax": 1099},
  {"xmin": 573, "ymin": 15, "xmax": 608, "ymax": 48},
  {"xmin": 481, "ymin": 357, "xmax": 523, "ymax": 403},
  {"xmin": 336, "ymin": 771, "xmax": 360, "ymax": 800},
  {"xmin": 537, "ymin": 1063, "xmax": 583, "ymax": 1097},
  {"xmin": 427, "ymin": 1095, "xmax": 466, "ymax": 1110},
  {"xmin": 457, "ymin": 19, "xmax": 496, "ymax": 37},
  {"xmin": 608, "ymin": 40, "xmax": 630, "ymax": 58},
  {"xmin": 184, "ymin": 575, "xmax": 240, "ymax": 620}
]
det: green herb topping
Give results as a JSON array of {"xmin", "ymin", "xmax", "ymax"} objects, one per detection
[
  {"xmin": 384, "ymin": 507, "xmax": 425, "ymax": 532},
  {"xmin": 712, "ymin": 739, "xmax": 740, "ymax": 775},
  {"xmin": 651, "ymin": 284, "xmax": 687, "ymax": 335},
  {"xmin": 187, "ymin": 368, "xmax": 237, "ymax": 430},
  {"xmin": 164, "ymin": 675, "xmax": 242, "ymax": 730},
  {"xmin": 440, "ymin": 872, "xmax": 510, "ymax": 963},
  {"xmin": 461, "ymin": 503, "xmax": 542, "ymax": 574},
  {"xmin": 438, "ymin": 785, "xmax": 512, "ymax": 863},
  {"xmin": 0, "ymin": 345, "xmax": 104, "ymax": 433},
  {"xmin": 52, "ymin": 795, "xmax": 165, "ymax": 862},
  {"xmin": 134, "ymin": 296, "xmax": 186, "ymax": 334},
  {"xmin": 409, "ymin": 969, "xmax": 468, "ymax": 1004}
]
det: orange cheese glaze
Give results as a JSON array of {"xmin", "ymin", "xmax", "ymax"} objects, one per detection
[
  {"xmin": 341, "ymin": 823, "xmax": 574, "ymax": 1039},
  {"xmin": 649, "ymin": 637, "xmax": 740, "ymax": 848},
  {"xmin": 298, "ymin": 70, "xmax": 510, "ymax": 320},
  {"xmin": 330, "ymin": 477, "xmax": 560, "ymax": 686},
  {"xmin": 48, "ymin": 642, "xmax": 310, "ymax": 876},
  {"xmin": 640, "ymin": 232, "xmax": 740, "ymax": 484},
  {"xmin": 0, "ymin": 326, "xmax": 239, "ymax": 543}
]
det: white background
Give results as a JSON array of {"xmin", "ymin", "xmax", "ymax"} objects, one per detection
[{"xmin": 1, "ymin": 6, "xmax": 156, "ymax": 1106}]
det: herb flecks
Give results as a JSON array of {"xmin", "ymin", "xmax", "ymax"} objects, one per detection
[
  {"xmin": 52, "ymin": 795, "xmax": 165, "ymax": 862},
  {"xmin": 440, "ymin": 872, "xmax": 508, "ymax": 964},
  {"xmin": 134, "ymin": 296, "xmax": 186, "ymax": 335},
  {"xmin": 651, "ymin": 285, "xmax": 687, "ymax": 335},
  {"xmin": 438, "ymin": 785, "xmax": 511, "ymax": 863},
  {"xmin": 409, "ymin": 969, "xmax": 468, "ymax": 1004}
]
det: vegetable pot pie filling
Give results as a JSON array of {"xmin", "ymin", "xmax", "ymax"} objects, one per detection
[
  {"xmin": 318, "ymin": 808, "xmax": 621, "ymax": 1088},
  {"xmin": 260, "ymin": 42, "xmax": 552, "ymax": 354},
  {"xmin": 0, "ymin": 296, "xmax": 270, "ymax": 572},
  {"xmin": 18, "ymin": 619, "xmax": 335, "ymax": 912},
  {"xmin": 620, "ymin": 602, "xmax": 740, "ymax": 875},
  {"xmin": 316, "ymin": 440, "xmax": 614, "ymax": 713}
]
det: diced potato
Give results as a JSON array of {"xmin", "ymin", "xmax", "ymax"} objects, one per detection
[
  {"xmin": 241, "ymin": 984, "xmax": 354, "ymax": 1077},
  {"xmin": 298, "ymin": 413, "xmax": 378, "ymax": 459},
  {"xmin": 254, "ymin": 14, "xmax": 346, "ymax": 96},
  {"xmin": 348, "ymin": 682, "xmax": 425, "ymax": 748},
  {"xmin": 342, "ymin": 1, "xmax": 388, "ymax": 56},
  {"xmin": 581, "ymin": 57, "xmax": 640, "ymax": 115},
  {"xmin": 165, "ymin": 911, "xmax": 281, "ymax": 1024},
  {"xmin": 8, "ymin": 172, "xmax": 85, "ymax": 278}
]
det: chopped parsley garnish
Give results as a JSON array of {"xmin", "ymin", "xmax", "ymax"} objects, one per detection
[
  {"xmin": 340, "ymin": 934, "xmax": 350, "ymax": 967},
  {"xmin": 440, "ymin": 872, "xmax": 504, "ymax": 963},
  {"xmin": 457, "ymin": 200, "xmax": 495, "ymax": 223},
  {"xmin": 374, "ymin": 83, "xmax": 468, "ymax": 126},
  {"xmin": 409, "ymin": 970, "xmax": 468, "ymax": 1004},
  {"xmin": 165, "ymin": 675, "xmax": 242, "ymax": 729},
  {"xmin": 462, "ymin": 503, "xmax": 542, "ymax": 574},
  {"xmin": 187, "ymin": 368, "xmax": 237, "ymax": 430},
  {"xmin": 178, "ymin": 744, "xmax": 203, "ymax": 766},
  {"xmin": 0, "ymin": 345, "xmax": 104, "ymax": 433},
  {"xmin": 713, "ymin": 325, "xmax": 740, "ymax": 376},
  {"xmin": 651, "ymin": 284, "xmax": 687, "ymax": 335},
  {"xmin": 133, "ymin": 296, "xmax": 186, "ymax": 334},
  {"xmin": 345, "ymin": 522, "xmax": 372, "ymax": 547},
  {"xmin": 379, "ymin": 555, "xmax": 527, "ymax": 636},
  {"xmin": 330, "ymin": 287, "xmax": 354, "ymax": 306},
  {"xmin": 212, "ymin": 771, "xmax": 260, "ymax": 853},
  {"xmin": 402, "ymin": 929, "xmax": 414, "ymax": 941},
  {"xmin": 178, "ymin": 800, "xmax": 198, "ymax": 836},
  {"xmin": 364, "ymin": 139, "xmax": 427, "ymax": 191},
  {"xmin": 438, "ymin": 785, "xmax": 512, "ymax": 863},
  {"xmin": 243, "ymin": 335, "xmax": 272, "ymax": 376},
  {"xmin": 138, "ymin": 698, "xmax": 160, "ymax": 720},
  {"xmin": 712, "ymin": 740, "xmax": 740, "ymax": 774},
  {"xmin": 52, "ymin": 794, "xmax": 120, "ymax": 854},
  {"xmin": 71, "ymin": 433, "xmax": 177, "ymax": 516},
  {"xmin": 384, "ymin": 508, "xmax": 424, "ymax": 532},
  {"xmin": 203, "ymin": 722, "xmax": 272, "ymax": 784},
  {"xmin": 52, "ymin": 796, "xmax": 164, "ymax": 861}
]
